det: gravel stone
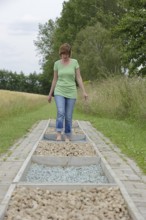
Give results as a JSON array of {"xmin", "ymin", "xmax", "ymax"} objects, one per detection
[
  {"xmin": 4, "ymin": 187, "xmax": 132, "ymax": 220},
  {"xmin": 24, "ymin": 164, "xmax": 108, "ymax": 183},
  {"xmin": 35, "ymin": 141, "xmax": 96, "ymax": 156}
]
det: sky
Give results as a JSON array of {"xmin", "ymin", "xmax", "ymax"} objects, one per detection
[{"xmin": 0, "ymin": 0, "xmax": 66, "ymax": 75}]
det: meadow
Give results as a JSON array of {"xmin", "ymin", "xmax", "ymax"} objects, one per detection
[
  {"xmin": 0, "ymin": 90, "xmax": 50, "ymax": 154},
  {"xmin": 0, "ymin": 76, "xmax": 146, "ymax": 173},
  {"xmin": 77, "ymin": 76, "xmax": 146, "ymax": 121}
]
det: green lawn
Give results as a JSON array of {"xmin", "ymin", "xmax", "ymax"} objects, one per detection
[
  {"xmin": 0, "ymin": 101, "xmax": 146, "ymax": 174},
  {"xmin": 0, "ymin": 104, "xmax": 50, "ymax": 154},
  {"xmin": 88, "ymin": 116, "xmax": 146, "ymax": 173}
]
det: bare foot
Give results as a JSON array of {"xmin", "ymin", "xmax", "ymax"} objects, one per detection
[
  {"xmin": 64, "ymin": 136, "xmax": 70, "ymax": 142},
  {"xmin": 56, "ymin": 133, "xmax": 62, "ymax": 141}
]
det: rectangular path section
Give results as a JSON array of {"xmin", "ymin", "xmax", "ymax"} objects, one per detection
[{"xmin": 0, "ymin": 119, "xmax": 145, "ymax": 220}]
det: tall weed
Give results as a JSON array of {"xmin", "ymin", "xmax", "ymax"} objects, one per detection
[
  {"xmin": 0, "ymin": 90, "xmax": 47, "ymax": 119},
  {"xmin": 77, "ymin": 77, "xmax": 146, "ymax": 121}
]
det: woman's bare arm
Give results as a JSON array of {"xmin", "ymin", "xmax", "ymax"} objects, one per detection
[{"xmin": 75, "ymin": 68, "xmax": 88, "ymax": 100}]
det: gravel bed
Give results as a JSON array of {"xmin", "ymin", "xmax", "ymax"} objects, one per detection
[
  {"xmin": 24, "ymin": 164, "xmax": 108, "ymax": 183},
  {"xmin": 5, "ymin": 187, "xmax": 131, "ymax": 220},
  {"xmin": 35, "ymin": 141, "xmax": 96, "ymax": 156}
]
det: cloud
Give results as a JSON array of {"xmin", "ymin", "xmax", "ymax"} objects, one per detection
[
  {"xmin": 8, "ymin": 15, "xmax": 40, "ymax": 35},
  {"xmin": 0, "ymin": 0, "xmax": 67, "ymax": 74},
  {"xmin": 0, "ymin": 0, "xmax": 12, "ymax": 6},
  {"xmin": 9, "ymin": 21, "xmax": 38, "ymax": 35},
  {"xmin": 0, "ymin": 40, "xmax": 40, "ymax": 74}
]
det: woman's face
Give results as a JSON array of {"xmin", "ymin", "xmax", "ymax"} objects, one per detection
[{"xmin": 61, "ymin": 53, "xmax": 70, "ymax": 61}]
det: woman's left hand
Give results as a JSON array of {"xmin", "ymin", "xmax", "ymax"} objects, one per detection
[
  {"xmin": 48, "ymin": 95, "xmax": 52, "ymax": 103},
  {"xmin": 83, "ymin": 92, "xmax": 88, "ymax": 100}
]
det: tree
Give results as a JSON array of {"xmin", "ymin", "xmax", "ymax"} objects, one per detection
[
  {"xmin": 34, "ymin": 19, "xmax": 56, "ymax": 67},
  {"xmin": 34, "ymin": 0, "xmax": 125, "ymax": 84},
  {"xmin": 0, "ymin": 70, "xmax": 44, "ymax": 94},
  {"xmin": 73, "ymin": 23, "xmax": 121, "ymax": 80},
  {"xmin": 54, "ymin": 0, "xmax": 125, "ymax": 47},
  {"xmin": 113, "ymin": 0, "xmax": 146, "ymax": 76}
]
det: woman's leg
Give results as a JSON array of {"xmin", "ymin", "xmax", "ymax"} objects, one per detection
[
  {"xmin": 64, "ymin": 98, "xmax": 76, "ymax": 139},
  {"xmin": 54, "ymin": 95, "xmax": 65, "ymax": 140}
]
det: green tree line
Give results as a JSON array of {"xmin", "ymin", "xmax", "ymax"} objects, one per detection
[{"xmin": 0, "ymin": 70, "xmax": 46, "ymax": 94}]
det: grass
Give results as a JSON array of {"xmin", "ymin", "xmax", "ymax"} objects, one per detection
[
  {"xmin": 0, "ymin": 85, "xmax": 146, "ymax": 174},
  {"xmin": 0, "ymin": 104, "xmax": 49, "ymax": 154},
  {"xmin": 77, "ymin": 76, "xmax": 146, "ymax": 120},
  {"xmin": 74, "ymin": 109, "xmax": 146, "ymax": 174},
  {"xmin": 0, "ymin": 90, "xmax": 53, "ymax": 154},
  {"xmin": 89, "ymin": 117, "xmax": 146, "ymax": 173},
  {"xmin": 75, "ymin": 76, "xmax": 146, "ymax": 173},
  {"xmin": 0, "ymin": 90, "xmax": 48, "ymax": 119}
]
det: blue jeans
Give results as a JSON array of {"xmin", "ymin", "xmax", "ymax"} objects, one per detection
[{"xmin": 54, "ymin": 95, "xmax": 76, "ymax": 137}]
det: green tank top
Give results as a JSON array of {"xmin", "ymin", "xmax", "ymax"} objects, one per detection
[{"xmin": 54, "ymin": 59, "xmax": 79, "ymax": 99}]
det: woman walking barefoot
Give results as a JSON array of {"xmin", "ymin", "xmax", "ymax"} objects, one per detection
[{"xmin": 48, "ymin": 43, "xmax": 88, "ymax": 141}]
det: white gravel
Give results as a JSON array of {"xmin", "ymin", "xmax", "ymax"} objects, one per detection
[{"xmin": 24, "ymin": 163, "xmax": 108, "ymax": 184}]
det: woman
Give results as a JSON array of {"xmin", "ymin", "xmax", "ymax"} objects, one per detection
[{"xmin": 48, "ymin": 43, "xmax": 88, "ymax": 141}]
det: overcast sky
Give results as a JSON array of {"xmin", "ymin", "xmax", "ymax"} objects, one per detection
[{"xmin": 0, "ymin": 0, "xmax": 66, "ymax": 74}]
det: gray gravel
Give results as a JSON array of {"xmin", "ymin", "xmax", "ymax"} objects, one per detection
[{"xmin": 24, "ymin": 163, "xmax": 109, "ymax": 183}]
